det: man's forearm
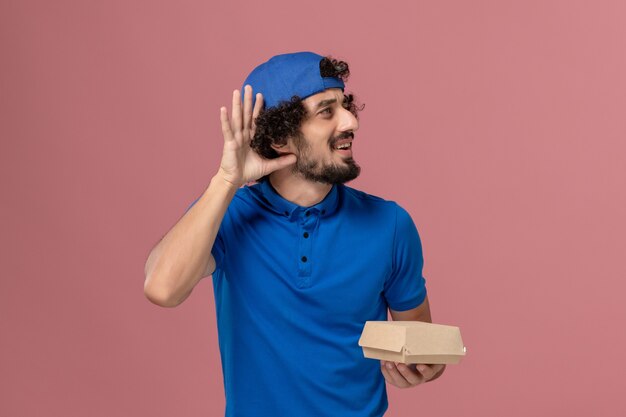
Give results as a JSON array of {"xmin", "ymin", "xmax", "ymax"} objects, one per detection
[{"xmin": 143, "ymin": 173, "xmax": 237, "ymax": 307}]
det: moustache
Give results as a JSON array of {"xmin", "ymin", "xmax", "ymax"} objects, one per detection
[{"xmin": 331, "ymin": 132, "xmax": 354, "ymax": 145}]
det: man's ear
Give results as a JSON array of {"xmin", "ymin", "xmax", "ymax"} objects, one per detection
[{"xmin": 270, "ymin": 138, "xmax": 295, "ymax": 155}]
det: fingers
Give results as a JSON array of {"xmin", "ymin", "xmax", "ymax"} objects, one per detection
[
  {"xmin": 381, "ymin": 361, "xmax": 407, "ymax": 388},
  {"xmin": 227, "ymin": 86, "xmax": 260, "ymax": 143},
  {"xmin": 264, "ymin": 153, "xmax": 297, "ymax": 173},
  {"xmin": 419, "ymin": 364, "xmax": 446, "ymax": 381},
  {"xmin": 220, "ymin": 107, "xmax": 234, "ymax": 143},
  {"xmin": 242, "ymin": 85, "xmax": 253, "ymax": 139},
  {"xmin": 231, "ymin": 89, "xmax": 243, "ymax": 139},
  {"xmin": 380, "ymin": 361, "xmax": 425, "ymax": 388},
  {"xmin": 250, "ymin": 92, "xmax": 263, "ymax": 138},
  {"xmin": 415, "ymin": 364, "xmax": 436, "ymax": 380},
  {"xmin": 252, "ymin": 92, "xmax": 263, "ymax": 120},
  {"xmin": 397, "ymin": 363, "xmax": 425, "ymax": 386}
]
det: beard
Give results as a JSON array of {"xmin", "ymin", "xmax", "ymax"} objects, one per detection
[{"xmin": 290, "ymin": 132, "xmax": 361, "ymax": 184}]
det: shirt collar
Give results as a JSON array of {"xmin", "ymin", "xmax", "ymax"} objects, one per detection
[{"xmin": 251, "ymin": 178, "xmax": 340, "ymax": 221}]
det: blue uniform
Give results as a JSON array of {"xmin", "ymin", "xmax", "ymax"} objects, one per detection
[{"xmin": 186, "ymin": 178, "xmax": 427, "ymax": 417}]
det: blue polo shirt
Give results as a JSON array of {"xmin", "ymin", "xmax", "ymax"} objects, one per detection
[{"xmin": 186, "ymin": 178, "xmax": 427, "ymax": 417}]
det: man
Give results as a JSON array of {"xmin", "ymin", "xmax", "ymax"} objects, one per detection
[{"xmin": 144, "ymin": 51, "xmax": 445, "ymax": 417}]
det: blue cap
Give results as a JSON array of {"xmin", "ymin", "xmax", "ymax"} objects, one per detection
[{"xmin": 241, "ymin": 51, "xmax": 345, "ymax": 110}]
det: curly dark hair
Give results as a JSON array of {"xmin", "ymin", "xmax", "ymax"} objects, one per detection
[{"xmin": 250, "ymin": 56, "xmax": 365, "ymax": 181}]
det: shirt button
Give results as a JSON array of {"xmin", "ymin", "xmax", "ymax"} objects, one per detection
[
  {"xmin": 301, "ymin": 256, "xmax": 308, "ymax": 262},
  {"xmin": 303, "ymin": 232, "xmax": 309, "ymax": 238}
]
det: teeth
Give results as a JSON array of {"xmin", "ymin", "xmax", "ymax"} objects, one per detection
[{"xmin": 336, "ymin": 142, "xmax": 351, "ymax": 150}]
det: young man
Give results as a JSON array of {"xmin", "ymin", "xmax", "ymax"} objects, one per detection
[{"xmin": 144, "ymin": 51, "xmax": 445, "ymax": 417}]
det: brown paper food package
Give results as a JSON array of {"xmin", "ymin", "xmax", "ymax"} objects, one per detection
[{"xmin": 358, "ymin": 321, "xmax": 467, "ymax": 365}]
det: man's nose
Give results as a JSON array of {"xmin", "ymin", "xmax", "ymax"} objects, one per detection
[{"xmin": 339, "ymin": 106, "xmax": 359, "ymax": 133}]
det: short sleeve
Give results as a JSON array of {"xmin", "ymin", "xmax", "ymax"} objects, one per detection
[
  {"xmin": 383, "ymin": 203, "xmax": 428, "ymax": 311},
  {"xmin": 185, "ymin": 196, "xmax": 226, "ymax": 271}
]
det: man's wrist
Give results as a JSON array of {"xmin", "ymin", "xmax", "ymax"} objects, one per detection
[{"xmin": 212, "ymin": 171, "xmax": 242, "ymax": 192}]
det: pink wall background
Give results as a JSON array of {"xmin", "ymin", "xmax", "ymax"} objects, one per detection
[{"xmin": 2, "ymin": 1, "xmax": 625, "ymax": 416}]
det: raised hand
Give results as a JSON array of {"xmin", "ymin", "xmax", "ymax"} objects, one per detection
[{"xmin": 217, "ymin": 85, "xmax": 297, "ymax": 188}]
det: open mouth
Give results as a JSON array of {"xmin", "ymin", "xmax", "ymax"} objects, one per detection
[{"xmin": 333, "ymin": 141, "xmax": 352, "ymax": 151}]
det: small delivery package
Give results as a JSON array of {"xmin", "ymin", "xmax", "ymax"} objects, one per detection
[{"xmin": 358, "ymin": 321, "xmax": 466, "ymax": 365}]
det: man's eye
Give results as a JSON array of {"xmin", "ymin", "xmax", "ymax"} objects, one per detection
[{"xmin": 321, "ymin": 108, "xmax": 332, "ymax": 115}]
